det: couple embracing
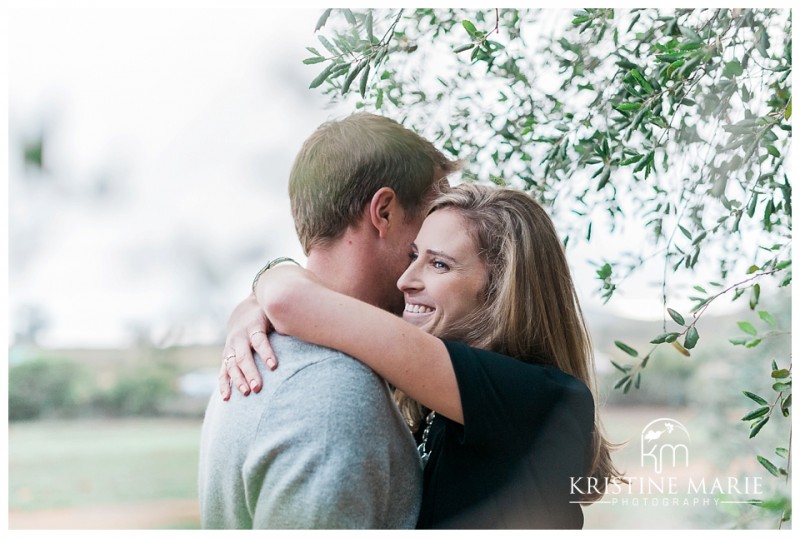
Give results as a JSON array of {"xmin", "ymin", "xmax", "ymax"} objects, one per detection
[{"xmin": 198, "ymin": 112, "xmax": 623, "ymax": 529}]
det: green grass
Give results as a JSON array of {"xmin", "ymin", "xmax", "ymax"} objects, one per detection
[{"xmin": 9, "ymin": 418, "xmax": 202, "ymax": 512}]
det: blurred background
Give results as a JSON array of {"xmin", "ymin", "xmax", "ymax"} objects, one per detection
[{"xmin": 6, "ymin": 4, "xmax": 791, "ymax": 530}]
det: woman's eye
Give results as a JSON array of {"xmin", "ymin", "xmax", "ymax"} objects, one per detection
[
  {"xmin": 408, "ymin": 252, "xmax": 419, "ymax": 261},
  {"xmin": 432, "ymin": 260, "xmax": 450, "ymax": 271}
]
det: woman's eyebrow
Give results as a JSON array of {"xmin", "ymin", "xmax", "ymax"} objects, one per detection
[{"xmin": 424, "ymin": 249, "xmax": 458, "ymax": 264}]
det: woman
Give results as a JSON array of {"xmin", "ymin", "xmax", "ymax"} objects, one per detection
[{"xmin": 223, "ymin": 183, "xmax": 622, "ymax": 528}]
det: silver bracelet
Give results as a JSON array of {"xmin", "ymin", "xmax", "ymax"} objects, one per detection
[{"xmin": 252, "ymin": 257, "xmax": 300, "ymax": 295}]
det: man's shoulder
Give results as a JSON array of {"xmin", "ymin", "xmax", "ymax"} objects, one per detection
[
  {"xmin": 255, "ymin": 336, "xmax": 408, "ymax": 442},
  {"xmin": 262, "ymin": 334, "xmax": 392, "ymax": 408},
  {"xmin": 266, "ymin": 333, "xmax": 377, "ymax": 379}
]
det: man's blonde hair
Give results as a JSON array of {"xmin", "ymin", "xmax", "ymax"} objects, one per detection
[{"xmin": 289, "ymin": 113, "xmax": 459, "ymax": 254}]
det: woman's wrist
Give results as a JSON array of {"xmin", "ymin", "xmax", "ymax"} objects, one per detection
[{"xmin": 251, "ymin": 256, "xmax": 301, "ymax": 295}]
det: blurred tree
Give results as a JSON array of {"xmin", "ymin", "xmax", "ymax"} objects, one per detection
[
  {"xmin": 301, "ymin": 8, "xmax": 791, "ymax": 526},
  {"xmin": 9, "ymin": 358, "xmax": 91, "ymax": 420}
]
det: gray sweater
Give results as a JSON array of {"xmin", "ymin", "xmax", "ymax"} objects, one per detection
[{"xmin": 198, "ymin": 334, "xmax": 422, "ymax": 528}]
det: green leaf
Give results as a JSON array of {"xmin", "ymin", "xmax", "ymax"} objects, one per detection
[
  {"xmin": 667, "ymin": 59, "xmax": 686, "ymax": 75},
  {"xmin": 303, "ymin": 57, "xmax": 327, "ymax": 65},
  {"xmin": 780, "ymin": 394, "xmax": 791, "ymax": 416},
  {"xmin": 613, "ymin": 375, "xmax": 631, "ymax": 389},
  {"xmin": 596, "ymin": 168, "xmax": 611, "ymax": 190},
  {"xmin": 749, "ymin": 418, "xmax": 769, "ymax": 439},
  {"xmin": 359, "ymin": 64, "xmax": 371, "ymax": 98},
  {"xmin": 743, "ymin": 391, "xmax": 769, "ymax": 406},
  {"xmin": 723, "ymin": 60, "xmax": 744, "ymax": 78},
  {"xmin": 630, "ymin": 69, "xmax": 653, "ymax": 93},
  {"xmin": 650, "ymin": 332, "xmax": 680, "ymax": 344},
  {"xmin": 668, "ymin": 308, "xmax": 686, "ymax": 326},
  {"xmin": 342, "ymin": 62, "xmax": 366, "ymax": 94},
  {"xmin": 375, "ymin": 88, "xmax": 384, "ymax": 109},
  {"xmin": 750, "ymin": 283, "xmax": 760, "ymax": 310},
  {"xmin": 741, "ymin": 406, "xmax": 769, "ymax": 421},
  {"xmin": 785, "ymin": 97, "xmax": 792, "ymax": 120},
  {"xmin": 614, "ymin": 340, "xmax": 639, "ymax": 357},
  {"xmin": 365, "ymin": 11, "xmax": 374, "ymax": 42},
  {"xmin": 572, "ymin": 16, "xmax": 591, "ymax": 25},
  {"xmin": 772, "ymin": 382, "xmax": 791, "ymax": 392},
  {"xmin": 776, "ymin": 447, "xmax": 789, "ymax": 459},
  {"xmin": 318, "ymin": 35, "xmax": 339, "ymax": 55},
  {"xmin": 315, "ymin": 8, "xmax": 332, "ymax": 31},
  {"xmin": 656, "ymin": 53, "xmax": 683, "ymax": 63},
  {"xmin": 678, "ymin": 224, "xmax": 692, "ymax": 240},
  {"xmin": 453, "ymin": 43, "xmax": 475, "ymax": 53},
  {"xmin": 691, "ymin": 230, "xmax": 707, "ymax": 245},
  {"xmin": 486, "ymin": 40, "xmax": 505, "ymax": 52},
  {"xmin": 596, "ymin": 263, "xmax": 612, "ymax": 279},
  {"xmin": 759, "ymin": 310, "xmax": 777, "ymax": 327},
  {"xmin": 757, "ymin": 455, "xmax": 780, "ymax": 477},
  {"xmin": 610, "ymin": 360, "xmax": 630, "ymax": 373},
  {"xmin": 341, "ymin": 8, "xmax": 356, "ymax": 25},
  {"xmin": 767, "ymin": 145, "xmax": 781, "ymax": 158},
  {"xmin": 738, "ymin": 321, "xmax": 757, "ymax": 335},
  {"xmin": 616, "ymin": 102, "xmax": 642, "ymax": 112},
  {"xmin": 684, "ymin": 326, "xmax": 699, "ymax": 349},
  {"xmin": 744, "ymin": 338, "xmax": 762, "ymax": 348},
  {"xmin": 623, "ymin": 377, "xmax": 633, "ymax": 394},
  {"xmin": 771, "ymin": 369, "xmax": 790, "ymax": 379},
  {"xmin": 462, "ymin": 20, "xmax": 478, "ymax": 37},
  {"xmin": 619, "ymin": 154, "xmax": 643, "ymax": 166},
  {"xmin": 308, "ymin": 62, "xmax": 336, "ymax": 89}
]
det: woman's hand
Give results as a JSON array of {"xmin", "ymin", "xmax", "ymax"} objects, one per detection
[{"xmin": 219, "ymin": 294, "xmax": 278, "ymax": 400}]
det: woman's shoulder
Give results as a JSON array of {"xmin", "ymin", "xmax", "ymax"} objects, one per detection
[
  {"xmin": 443, "ymin": 339, "xmax": 594, "ymax": 415},
  {"xmin": 444, "ymin": 340, "xmax": 587, "ymax": 384}
]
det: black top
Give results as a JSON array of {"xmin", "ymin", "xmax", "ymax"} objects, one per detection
[{"xmin": 415, "ymin": 340, "xmax": 595, "ymax": 529}]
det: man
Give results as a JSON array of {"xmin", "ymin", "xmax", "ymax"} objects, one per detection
[{"xmin": 198, "ymin": 112, "xmax": 458, "ymax": 528}]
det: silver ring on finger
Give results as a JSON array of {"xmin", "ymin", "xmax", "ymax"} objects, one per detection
[
  {"xmin": 250, "ymin": 330, "xmax": 267, "ymax": 339},
  {"xmin": 224, "ymin": 353, "xmax": 236, "ymax": 368}
]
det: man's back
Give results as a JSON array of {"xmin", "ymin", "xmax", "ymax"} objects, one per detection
[{"xmin": 198, "ymin": 333, "xmax": 422, "ymax": 528}]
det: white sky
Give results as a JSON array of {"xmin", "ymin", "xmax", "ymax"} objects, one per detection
[
  {"xmin": 7, "ymin": 6, "xmax": 342, "ymax": 347},
  {"xmin": 4, "ymin": 3, "xmax": 790, "ymax": 349}
]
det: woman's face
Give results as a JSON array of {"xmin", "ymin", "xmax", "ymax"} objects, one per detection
[{"xmin": 398, "ymin": 208, "xmax": 489, "ymax": 333}]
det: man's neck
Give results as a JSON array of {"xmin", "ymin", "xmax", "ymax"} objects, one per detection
[{"xmin": 304, "ymin": 238, "xmax": 378, "ymax": 307}]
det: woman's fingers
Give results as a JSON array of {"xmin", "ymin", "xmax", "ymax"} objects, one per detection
[
  {"xmin": 218, "ymin": 294, "xmax": 277, "ymax": 400},
  {"xmin": 221, "ymin": 347, "xmax": 246, "ymax": 396},
  {"xmin": 218, "ymin": 360, "xmax": 232, "ymax": 400},
  {"xmin": 250, "ymin": 328, "xmax": 278, "ymax": 371}
]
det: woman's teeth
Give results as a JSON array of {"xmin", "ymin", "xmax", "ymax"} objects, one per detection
[{"xmin": 405, "ymin": 304, "xmax": 434, "ymax": 314}]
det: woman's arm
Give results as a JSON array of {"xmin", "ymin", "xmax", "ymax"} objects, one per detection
[{"xmin": 258, "ymin": 264, "xmax": 464, "ymax": 424}]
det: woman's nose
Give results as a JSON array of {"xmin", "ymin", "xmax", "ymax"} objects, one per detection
[{"xmin": 397, "ymin": 259, "xmax": 422, "ymax": 292}]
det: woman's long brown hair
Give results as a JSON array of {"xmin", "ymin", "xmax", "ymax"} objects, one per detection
[{"xmin": 395, "ymin": 183, "xmax": 624, "ymax": 502}]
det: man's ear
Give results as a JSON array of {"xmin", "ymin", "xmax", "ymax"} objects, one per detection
[{"xmin": 368, "ymin": 187, "xmax": 398, "ymax": 239}]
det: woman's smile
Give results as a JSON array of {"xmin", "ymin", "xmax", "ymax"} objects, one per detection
[{"xmin": 404, "ymin": 302, "xmax": 435, "ymax": 315}]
